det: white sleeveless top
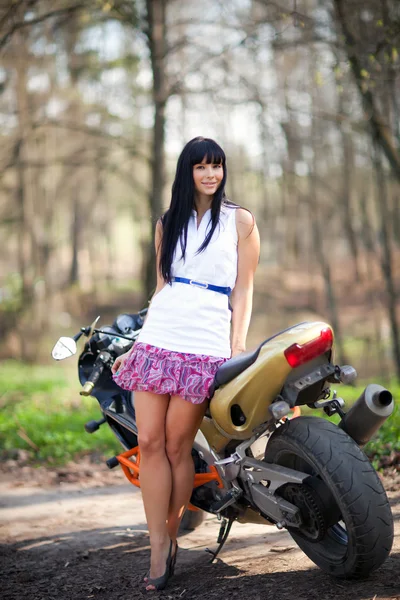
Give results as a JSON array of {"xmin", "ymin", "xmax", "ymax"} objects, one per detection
[{"xmin": 137, "ymin": 204, "xmax": 238, "ymax": 358}]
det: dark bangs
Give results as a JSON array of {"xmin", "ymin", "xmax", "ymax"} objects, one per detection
[
  {"xmin": 188, "ymin": 138, "xmax": 226, "ymax": 167},
  {"xmin": 160, "ymin": 136, "xmax": 232, "ymax": 283}
]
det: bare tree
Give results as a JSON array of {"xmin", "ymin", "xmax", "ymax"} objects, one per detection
[
  {"xmin": 333, "ymin": 0, "xmax": 400, "ymax": 180},
  {"xmin": 143, "ymin": 0, "xmax": 168, "ymax": 297},
  {"xmin": 372, "ymin": 143, "xmax": 400, "ymax": 380}
]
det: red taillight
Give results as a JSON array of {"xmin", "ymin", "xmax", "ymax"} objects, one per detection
[{"xmin": 284, "ymin": 327, "xmax": 333, "ymax": 368}]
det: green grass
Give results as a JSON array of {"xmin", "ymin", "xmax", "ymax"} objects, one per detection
[
  {"xmin": 302, "ymin": 382, "xmax": 400, "ymax": 470},
  {"xmin": 0, "ymin": 360, "xmax": 119, "ymax": 464},
  {"xmin": 0, "ymin": 360, "xmax": 398, "ymax": 468}
]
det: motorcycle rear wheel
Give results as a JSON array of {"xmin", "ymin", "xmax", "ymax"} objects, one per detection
[{"xmin": 264, "ymin": 416, "xmax": 393, "ymax": 579}]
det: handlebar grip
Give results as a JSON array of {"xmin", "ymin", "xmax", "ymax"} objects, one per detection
[
  {"xmin": 80, "ymin": 381, "xmax": 95, "ymax": 396},
  {"xmin": 80, "ymin": 358, "xmax": 105, "ymax": 396}
]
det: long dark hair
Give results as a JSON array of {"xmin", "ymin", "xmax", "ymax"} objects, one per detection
[{"xmin": 160, "ymin": 136, "xmax": 233, "ymax": 283}]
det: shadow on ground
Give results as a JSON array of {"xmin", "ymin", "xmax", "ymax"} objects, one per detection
[
  {"xmin": 1, "ymin": 525, "xmax": 400, "ymax": 600},
  {"xmin": 0, "ymin": 484, "xmax": 133, "ymax": 510}
]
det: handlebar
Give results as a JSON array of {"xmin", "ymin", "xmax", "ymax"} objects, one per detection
[
  {"xmin": 93, "ymin": 328, "xmax": 140, "ymax": 342},
  {"xmin": 80, "ymin": 351, "xmax": 112, "ymax": 396},
  {"xmin": 76, "ymin": 309, "xmax": 148, "ymax": 396},
  {"xmin": 78, "ymin": 308, "xmax": 148, "ymax": 341}
]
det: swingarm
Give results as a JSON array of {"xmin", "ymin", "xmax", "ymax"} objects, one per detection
[{"xmin": 214, "ymin": 450, "xmax": 308, "ymax": 528}]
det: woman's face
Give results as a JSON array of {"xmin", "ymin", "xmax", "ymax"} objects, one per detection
[{"xmin": 192, "ymin": 157, "xmax": 224, "ymax": 198}]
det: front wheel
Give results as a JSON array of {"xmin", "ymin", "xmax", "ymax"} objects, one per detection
[
  {"xmin": 180, "ymin": 509, "xmax": 205, "ymax": 531},
  {"xmin": 264, "ymin": 416, "xmax": 393, "ymax": 579}
]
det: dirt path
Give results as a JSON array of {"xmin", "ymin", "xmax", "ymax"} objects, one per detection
[{"xmin": 1, "ymin": 464, "xmax": 400, "ymax": 600}]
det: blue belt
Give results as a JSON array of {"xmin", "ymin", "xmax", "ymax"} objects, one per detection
[{"xmin": 171, "ymin": 277, "xmax": 232, "ymax": 296}]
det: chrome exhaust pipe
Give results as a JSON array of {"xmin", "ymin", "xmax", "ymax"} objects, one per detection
[{"xmin": 339, "ymin": 384, "xmax": 394, "ymax": 447}]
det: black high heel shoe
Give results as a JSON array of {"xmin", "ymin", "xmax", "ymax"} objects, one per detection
[
  {"xmin": 145, "ymin": 541, "xmax": 178, "ymax": 582},
  {"xmin": 145, "ymin": 540, "xmax": 173, "ymax": 592},
  {"xmin": 143, "ymin": 542, "xmax": 179, "ymax": 580},
  {"xmin": 170, "ymin": 542, "xmax": 178, "ymax": 576}
]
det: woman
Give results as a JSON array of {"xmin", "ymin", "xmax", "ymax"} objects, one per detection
[{"xmin": 111, "ymin": 136, "xmax": 260, "ymax": 591}]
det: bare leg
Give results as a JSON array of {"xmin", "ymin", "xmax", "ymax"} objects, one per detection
[
  {"xmin": 165, "ymin": 396, "xmax": 208, "ymax": 544},
  {"xmin": 134, "ymin": 391, "xmax": 171, "ymax": 589}
]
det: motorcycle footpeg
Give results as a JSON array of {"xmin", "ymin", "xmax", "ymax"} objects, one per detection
[
  {"xmin": 210, "ymin": 489, "xmax": 242, "ymax": 513},
  {"xmin": 106, "ymin": 456, "xmax": 120, "ymax": 469},
  {"xmin": 84, "ymin": 417, "xmax": 106, "ymax": 433}
]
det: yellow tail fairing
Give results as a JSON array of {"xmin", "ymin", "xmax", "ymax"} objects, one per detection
[{"xmin": 208, "ymin": 321, "xmax": 334, "ymax": 441}]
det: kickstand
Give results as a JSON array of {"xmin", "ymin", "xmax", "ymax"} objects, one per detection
[{"xmin": 205, "ymin": 517, "xmax": 234, "ymax": 563}]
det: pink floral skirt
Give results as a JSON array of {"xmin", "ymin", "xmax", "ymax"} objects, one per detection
[{"xmin": 112, "ymin": 342, "xmax": 228, "ymax": 404}]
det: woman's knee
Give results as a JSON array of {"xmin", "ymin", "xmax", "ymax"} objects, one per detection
[
  {"xmin": 138, "ymin": 431, "xmax": 166, "ymax": 457},
  {"xmin": 165, "ymin": 437, "xmax": 192, "ymax": 465}
]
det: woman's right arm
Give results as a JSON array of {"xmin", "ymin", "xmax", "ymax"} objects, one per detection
[
  {"xmin": 151, "ymin": 218, "xmax": 166, "ymax": 299},
  {"xmin": 111, "ymin": 220, "xmax": 164, "ymax": 375}
]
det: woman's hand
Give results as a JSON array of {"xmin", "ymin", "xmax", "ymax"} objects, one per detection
[
  {"xmin": 111, "ymin": 350, "xmax": 131, "ymax": 375},
  {"xmin": 231, "ymin": 346, "xmax": 246, "ymax": 359}
]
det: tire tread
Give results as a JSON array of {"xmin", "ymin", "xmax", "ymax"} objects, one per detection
[{"xmin": 264, "ymin": 416, "xmax": 394, "ymax": 579}]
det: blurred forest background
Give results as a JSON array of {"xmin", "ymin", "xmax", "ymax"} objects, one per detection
[{"xmin": 0, "ymin": 0, "xmax": 399, "ymax": 383}]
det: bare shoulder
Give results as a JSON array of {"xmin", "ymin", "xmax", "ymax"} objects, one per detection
[{"xmin": 235, "ymin": 207, "xmax": 256, "ymax": 239}]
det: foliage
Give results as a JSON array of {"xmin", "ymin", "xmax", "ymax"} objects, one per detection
[
  {"xmin": 0, "ymin": 361, "xmax": 119, "ymax": 464},
  {"xmin": 0, "ymin": 362, "xmax": 398, "ymax": 469},
  {"xmin": 1, "ymin": 0, "xmax": 400, "ymax": 383},
  {"xmin": 0, "ymin": 273, "xmax": 23, "ymax": 313},
  {"xmin": 305, "ymin": 383, "xmax": 400, "ymax": 471}
]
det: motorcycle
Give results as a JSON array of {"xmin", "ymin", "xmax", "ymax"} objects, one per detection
[{"xmin": 52, "ymin": 312, "xmax": 394, "ymax": 579}]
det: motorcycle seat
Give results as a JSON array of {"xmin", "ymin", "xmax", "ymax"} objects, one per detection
[
  {"xmin": 210, "ymin": 322, "xmax": 307, "ymax": 396},
  {"xmin": 213, "ymin": 347, "xmax": 261, "ymax": 390}
]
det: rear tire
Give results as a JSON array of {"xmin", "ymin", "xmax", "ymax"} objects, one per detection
[{"xmin": 264, "ymin": 416, "xmax": 393, "ymax": 579}]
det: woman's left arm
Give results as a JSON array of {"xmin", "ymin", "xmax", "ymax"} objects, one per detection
[{"xmin": 230, "ymin": 208, "xmax": 260, "ymax": 358}]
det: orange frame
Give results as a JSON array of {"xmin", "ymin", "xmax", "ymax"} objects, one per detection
[
  {"xmin": 116, "ymin": 446, "xmax": 224, "ymax": 511},
  {"xmin": 116, "ymin": 406, "xmax": 301, "ymax": 512}
]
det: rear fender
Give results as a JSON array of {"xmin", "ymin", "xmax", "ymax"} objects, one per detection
[
  {"xmin": 209, "ymin": 321, "xmax": 334, "ymax": 439},
  {"xmin": 281, "ymin": 357, "xmax": 335, "ymax": 407}
]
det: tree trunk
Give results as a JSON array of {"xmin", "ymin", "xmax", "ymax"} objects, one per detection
[
  {"xmin": 65, "ymin": 17, "xmax": 84, "ymax": 289},
  {"xmin": 97, "ymin": 151, "xmax": 115, "ymax": 286},
  {"xmin": 309, "ymin": 56, "xmax": 347, "ymax": 365},
  {"xmin": 15, "ymin": 33, "xmax": 34, "ymax": 313},
  {"xmin": 381, "ymin": 0, "xmax": 400, "ymax": 150},
  {"xmin": 308, "ymin": 175, "xmax": 348, "ymax": 366},
  {"xmin": 339, "ymin": 119, "xmax": 360, "ymax": 281},
  {"xmin": 358, "ymin": 185, "xmax": 376, "ymax": 254},
  {"xmin": 144, "ymin": 0, "xmax": 168, "ymax": 299},
  {"xmin": 13, "ymin": 30, "xmax": 38, "ymax": 359},
  {"xmin": 393, "ymin": 189, "xmax": 400, "ymax": 248},
  {"xmin": 281, "ymin": 82, "xmax": 301, "ymax": 266},
  {"xmin": 69, "ymin": 194, "xmax": 80, "ymax": 285},
  {"xmin": 372, "ymin": 144, "xmax": 400, "ymax": 382}
]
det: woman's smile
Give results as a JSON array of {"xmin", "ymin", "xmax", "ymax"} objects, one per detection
[{"xmin": 193, "ymin": 157, "xmax": 224, "ymax": 198}]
